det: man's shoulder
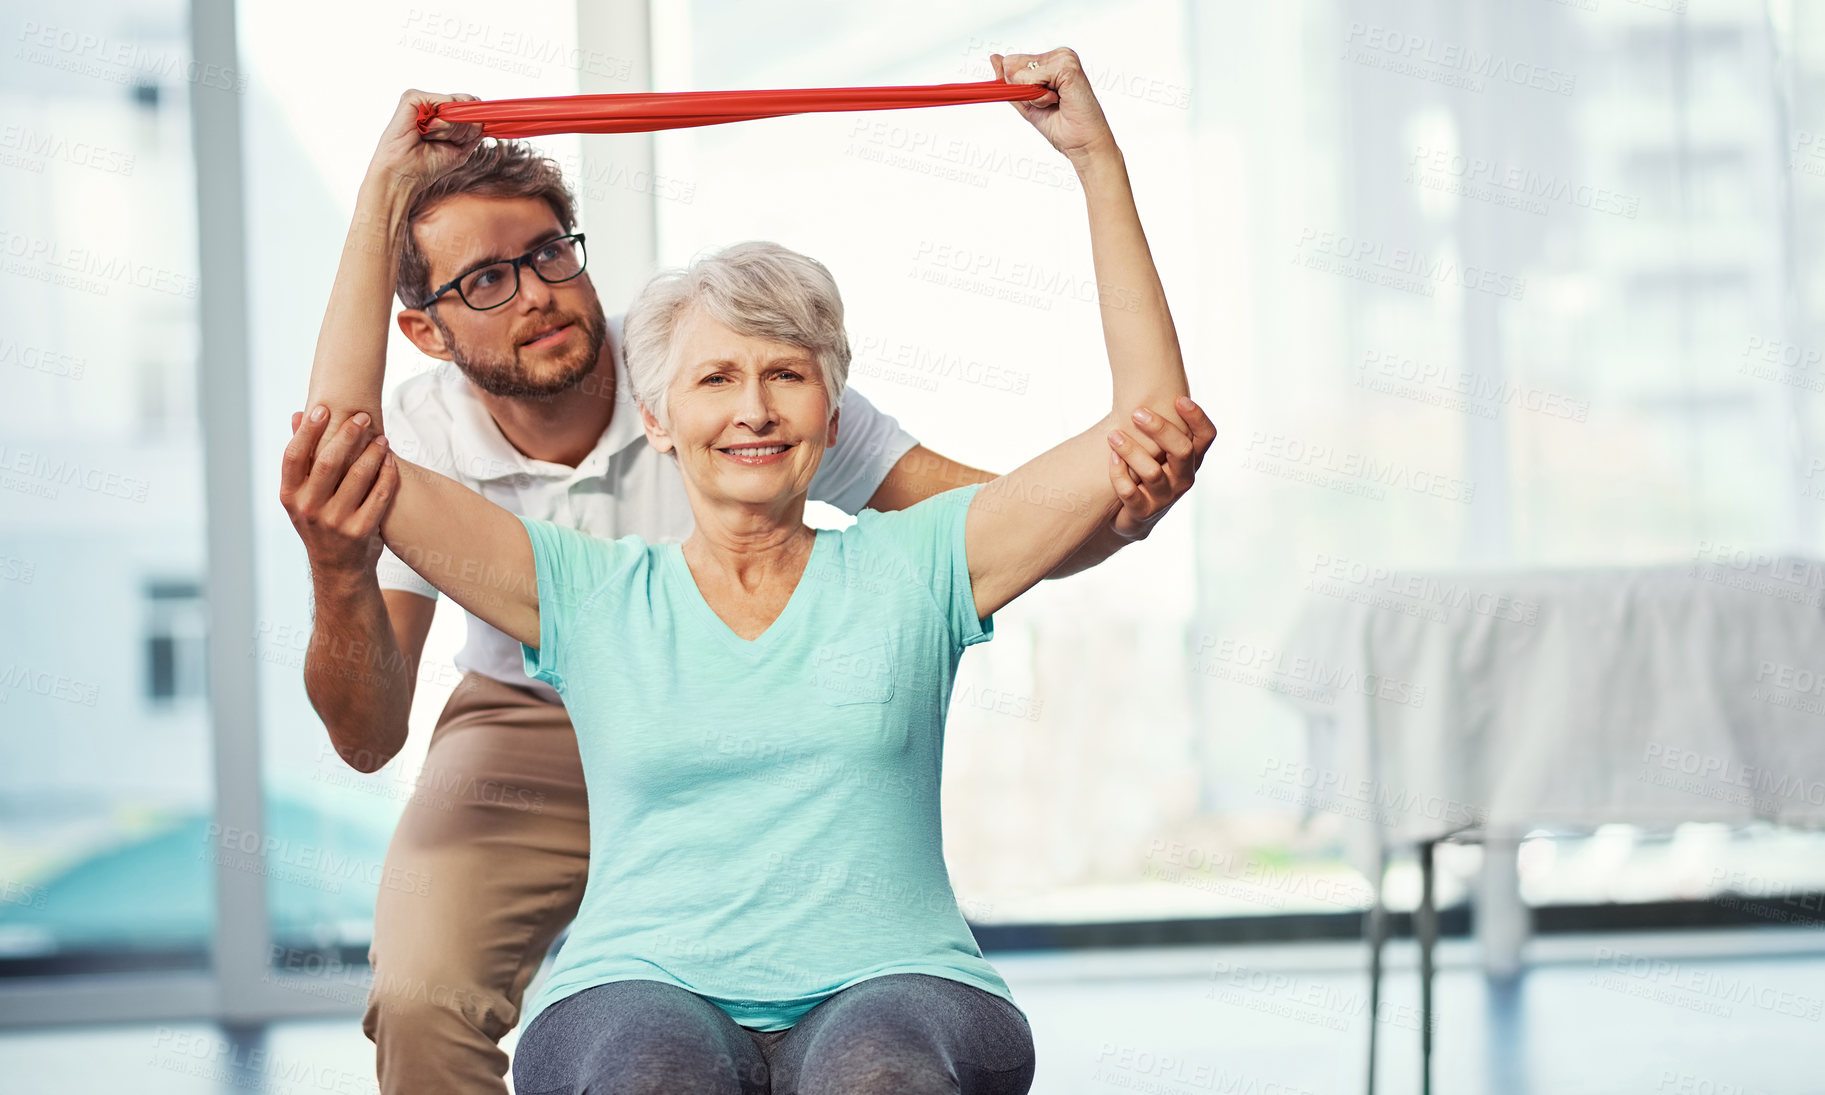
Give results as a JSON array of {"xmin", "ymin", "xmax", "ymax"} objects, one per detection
[
  {"xmin": 854, "ymin": 484, "xmax": 979, "ymax": 527},
  {"xmin": 842, "ymin": 484, "xmax": 979, "ymax": 562},
  {"xmin": 386, "ymin": 366, "xmax": 460, "ymax": 424},
  {"xmin": 383, "ymin": 367, "xmax": 466, "ymax": 473}
]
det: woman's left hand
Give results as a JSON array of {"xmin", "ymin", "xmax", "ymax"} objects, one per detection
[
  {"xmin": 990, "ymin": 48, "xmax": 1115, "ymax": 165},
  {"xmin": 1107, "ymin": 395, "xmax": 1216, "ymax": 541}
]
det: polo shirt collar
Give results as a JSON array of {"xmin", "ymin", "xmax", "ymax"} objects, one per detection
[{"xmin": 442, "ymin": 313, "xmax": 646, "ymax": 483}]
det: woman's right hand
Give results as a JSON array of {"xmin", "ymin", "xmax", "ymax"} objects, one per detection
[{"xmin": 367, "ymin": 88, "xmax": 486, "ymax": 189}]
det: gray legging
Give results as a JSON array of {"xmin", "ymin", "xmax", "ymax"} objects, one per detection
[{"xmin": 511, "ymin": 973, "xmax": 1036, "ymax": 1095}]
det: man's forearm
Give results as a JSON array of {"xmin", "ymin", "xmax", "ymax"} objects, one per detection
[
  {"xmin": 303, "ymin": 169, "xmax": 415, "ymax": 430},
  {"xmin": 304, "ymin": 570, "xmax": 412, "ymax": 773}
]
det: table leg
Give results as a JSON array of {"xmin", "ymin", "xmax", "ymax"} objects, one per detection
[
  {"xmin": 1418, "ymin": 839, "xmax": 1439, "ymax": 1095},
  {"xmin": 1478, "ymin": 836, "xmax": 1526, "ymax": 979},
  {"xmin": 1364, "ymin": 847, "xmax": 1389, "ymax": 1095}
]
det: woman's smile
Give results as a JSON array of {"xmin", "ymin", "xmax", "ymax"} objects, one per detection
[{"xmin": 718, "ymin": 441, "xmax": 797, "ymax": 466}]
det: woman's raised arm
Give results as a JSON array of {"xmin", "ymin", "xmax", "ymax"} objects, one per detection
[
  {"xmin": 295, "ymin": 89, "xmax": 539, "ymax": 646},
  {"xmin": 965, "ymin": 49, "xmax": 1194, "ymax": 619}
]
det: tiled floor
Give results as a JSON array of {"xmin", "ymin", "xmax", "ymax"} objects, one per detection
[{"xmin": 2, "ymin": 930, "xmax": 1820, "ymax": 1093}]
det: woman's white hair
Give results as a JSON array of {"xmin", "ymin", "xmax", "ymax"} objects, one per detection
[{"xmin": 622, "ymin": 241, "xmax": 851, "ymax": 435}]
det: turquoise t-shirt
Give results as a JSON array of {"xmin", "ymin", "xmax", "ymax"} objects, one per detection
[{"xmin": 513, "ymin": 482, "xmax": 1021, "ymax": 1033}]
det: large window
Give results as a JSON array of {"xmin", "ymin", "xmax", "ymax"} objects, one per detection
[{"xmin": 0, "ymin": 0, "xmax": 216, "ymax": 965}]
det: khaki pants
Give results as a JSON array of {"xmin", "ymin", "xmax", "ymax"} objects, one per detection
[{"xmin": 361, "ymin": 672, "xmax": 590, "ymax": 1095}]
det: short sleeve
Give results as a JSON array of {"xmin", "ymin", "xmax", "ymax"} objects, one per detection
[
  {"xmin": 858, "ymin": 482, "xmax": 994, "ymax": 652},
  {"xmin": 517, "ymin": 515, "xmax": 645, "ymax": 693},
  {"xmin": 376, "ymin": 546, "xmax": 439, "ymax": 600},
  {"xmin": 807, "ymin": 385, "xmax": 920, "ymax": 514}
]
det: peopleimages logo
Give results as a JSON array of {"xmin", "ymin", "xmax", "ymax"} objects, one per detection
[
  {"xmin": 1293, "ymin": 228, "xmax": 1527, "ymax": 301},
  {"xmin": 15, "ymin": 21, "xmax": 250, "ymax": 92},
  {"xmin": 0, "ymin": 339, "xmax": 86, "ymax": 380},
  {"xmin": 0, "ymin": 227, "xmax": 199, "ymax": 299},
  {"xmin": 1407, "ymin": 145, "xmax": 1636, "ymax": 218},
  {"xmin": 1242, "ymin": 430, "xmax": 1477, "ymax": 504},
  {"xmin": 0, "ymin": 124, "xmax": 135, "ymax": 176},
  {"xmin": 0, "ymin": 442, "xmax": 151, "ymax": 502},
  {"xmin": 1358, "ymin": 349, "xmax": 1590, "ymax": 423},
  {"xmin": 1192, "ymin": 634, "xmax": 1430, "ymax": 709},
  {"xmin": 1637, "ymin": 740, "xmax": 1825, "ymax": 810},
  {"xmin": 1343, "ymin": 22, "xmax": 1578, "ymax": 96},
  {"xmin": 0, "ymin": 663, "xmax": 100, "ymax": 707}
]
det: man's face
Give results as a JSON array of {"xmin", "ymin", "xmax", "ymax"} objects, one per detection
[{"xmin": 410, "ymin": 195, "xmax": 607, "ymax": 399}]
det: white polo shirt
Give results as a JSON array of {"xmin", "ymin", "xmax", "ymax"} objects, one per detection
[{"xmin": 375, "ymin": 313, "xmax": 921, "ymax": 704}]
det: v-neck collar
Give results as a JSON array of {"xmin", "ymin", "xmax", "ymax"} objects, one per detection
[{"xmin": 665, "ymin": 530, "xmax": 827, "ymax": 655}]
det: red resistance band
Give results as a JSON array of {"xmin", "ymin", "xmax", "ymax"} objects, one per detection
[{"xmin": 415, "ymin": 79, "xmax": 1049, "ymax": 140}]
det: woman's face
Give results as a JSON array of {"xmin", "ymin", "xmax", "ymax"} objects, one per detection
[{"xmin": 642, "ymin": 306, "xmax": 835, "ymax": 512}]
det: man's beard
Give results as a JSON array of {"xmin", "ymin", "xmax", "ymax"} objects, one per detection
[{"xmin": 431, "ymin": 297, "xmax": 609, "ymax": 400}]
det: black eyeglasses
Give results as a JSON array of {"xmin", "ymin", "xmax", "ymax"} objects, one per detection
[{"xmin": 420, "ymin": 232, "xmax": 588, "ymax": 311}]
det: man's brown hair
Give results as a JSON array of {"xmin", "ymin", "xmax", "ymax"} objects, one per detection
[{"xmin": 395, "ymin": 139, "xmax": 580, "ymax": 311}]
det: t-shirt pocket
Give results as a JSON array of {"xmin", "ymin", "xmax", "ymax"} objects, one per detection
[{"xmin": 809, "ymin": 634, "xmax": 897, "ymax": 706}]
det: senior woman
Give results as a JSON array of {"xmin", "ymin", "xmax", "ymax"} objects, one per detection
[{"xmin": 295, "ymin": 47, "xmax": 1191, "ymax": 1095}]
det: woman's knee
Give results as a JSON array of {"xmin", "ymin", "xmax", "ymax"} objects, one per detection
[
  {"xmin": 511, "ymin": 980, "xmax": 765, "ymax": 1095},
  {"xmin": 790, "ymin": 976, "xmax": 1035, "ymax": 1095},
  {"xmin": 798, "ymin": 1034, "xmax": 1032, "ymax": 1095}
]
